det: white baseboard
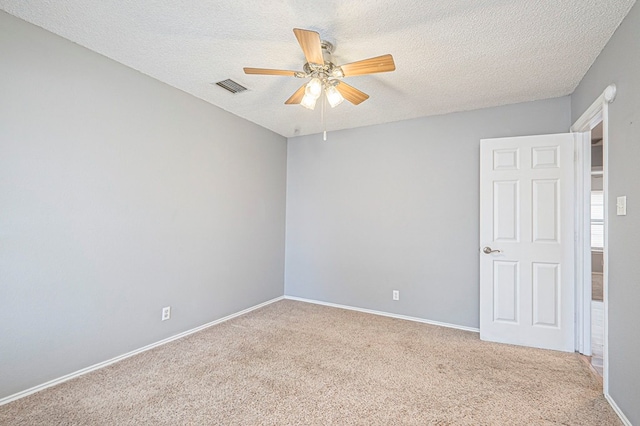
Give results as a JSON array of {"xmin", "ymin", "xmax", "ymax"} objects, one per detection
[
  {"xmin": 0, "ymin": 296, "xmax": 284, "ymax": 406},
  {"xmin": 8, "ymin": 294, "xmax": 626, "ymax": 422},
  {"xmin": 605, "ymin": 393, "xmax": 632, "ymax": 426},
  {"xmin": 284, "ymin": 296, "xmax": 480, "ymax": 333}
]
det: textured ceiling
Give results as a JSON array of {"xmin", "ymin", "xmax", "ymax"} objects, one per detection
[{"xmin": 0, "ymin": 1, "xmax": 635, "ymax": 138}]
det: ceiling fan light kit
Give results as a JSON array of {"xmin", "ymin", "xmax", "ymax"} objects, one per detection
[
  {"xmin": 305, "ymin": 77, "xmax": 322, "ymax": 98},
  {"xmin": 300, "ymin": 78, "xmax": 344, "ymax": 110},
  {"xmin": 243, "ymin": 28, "xmax": 396, "ymax": 137},
  {"xmin": 325, "ymin": 85, "xmax": 344, "ymax": 108},
  {"xmin": 300, "ymin": 91, "xmax": 318, "ymax": 110}
]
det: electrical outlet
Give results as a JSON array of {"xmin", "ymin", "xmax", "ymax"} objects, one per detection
[
  {"xmin": 392, "ymin": 290, "xmax": 399, "ymax": 301},
  {"xmin": 161, "ymin": 306, "xmax": 171, "ymax": 321}
]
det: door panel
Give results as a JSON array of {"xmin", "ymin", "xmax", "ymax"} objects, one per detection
[
  {"xmin": 532, "ymin": 262, "xmax": 559, "ymax": 327},
  {"xmin": 532, "ymin": 146, "xmax": 560, "ymax": 169},
  {"xmin": 493, "ymin": 148, "xmax": 519, "ymax": 170},
  {"xmin": 532, "ymin": 179, "xmax": 559, "ymax": 242},
  {"xmin": 480, "ymin": 133, "xmax": 575, "ymax": 352},
  {"xmin": 494, "ymin": 261, "xmax": 519, "ymax": 323},
  {"xmin": 494, "ymin": 181, "xmax": 519, "ymax": 242}
]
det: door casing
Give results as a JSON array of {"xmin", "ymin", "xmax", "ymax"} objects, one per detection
[{"xmin": 571, "ymin": 83, "xmax": 616, "ymax": 395}]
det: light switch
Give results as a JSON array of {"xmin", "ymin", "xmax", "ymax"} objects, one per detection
[{"xmin": 617, "ymin": 196, "xmax": 627, "ymax": 216}]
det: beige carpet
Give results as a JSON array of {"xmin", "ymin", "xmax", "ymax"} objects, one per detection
[{"xmin": 0, "ymin": 300, "xmax": 620, "ymax": 425}]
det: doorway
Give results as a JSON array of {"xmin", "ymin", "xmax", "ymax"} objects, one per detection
[
  {"xmin": 570, "ymin": 83, "xmax": 616, "ymax": 395},
  {"xmin": 590, "ymin": 122, "xmax": 604, "ymax": 376}
]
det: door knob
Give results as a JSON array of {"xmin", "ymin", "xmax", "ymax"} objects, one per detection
[{"xmin": 483, "ymin": 246, "xmax": 502, "ymax": 254}]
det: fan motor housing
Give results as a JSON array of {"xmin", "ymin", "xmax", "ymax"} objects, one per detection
[{"xmin": 303, "ymin": 40, "xmax": 341, "ymax": 79}]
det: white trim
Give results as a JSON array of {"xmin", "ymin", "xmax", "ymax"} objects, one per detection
[
  {"xmin": 571, "ymin": 83, "xmax": 616, "ymax": 397},
  {"xmin": 602, "ymin": 101, "xmax": 611, "ymax": 396},
  {"xmin": 605, "ymin": 394, "xmax": 632, "ymax": 426},
  {"xmin": 0, "ymin": 296, "xmax": 284, "ymax": 406},
  {"xmin": 285, "ymin": 296, "xmax": 480, "ymax": 333},
  {"xmin": 571, "ymin": 84, "xmax": 617, "ymax": 132},
  {"xmin": 5, "ymin": 294, "xmax": 628, "ymax": 423},
  {"xmin": 574, "ymin": 131, "xmax": 592, "ymax": 355}
]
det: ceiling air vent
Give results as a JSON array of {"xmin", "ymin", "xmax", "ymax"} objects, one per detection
[{"xmin": 215, "ymin": 79, "xmax": 248, "ymax": 94}]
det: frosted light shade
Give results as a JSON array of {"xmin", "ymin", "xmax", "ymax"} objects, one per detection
[
  {"xmin": 325, "ymin": 85, "xmax": 344, "ymax": 108},
  {"xmin": 300, "ymin": 93, "xmax": 317, "ymax": 110},
  {"xmin": 305, "ymin": 78, "xmax": 322, "ymax": 99}
]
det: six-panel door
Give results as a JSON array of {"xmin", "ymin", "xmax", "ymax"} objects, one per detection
[{"xmin": 480, "ymin": 133, "xmax": 575, "ymax": 352}]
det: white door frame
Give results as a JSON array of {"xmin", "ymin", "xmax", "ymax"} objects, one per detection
[
  {"xmin": 572, "ymin": 130, "xmax": 591, "ymax": 356},
  {"xmin": 570, "ymin": 83, "xmax": 616, "ymax": 394}
]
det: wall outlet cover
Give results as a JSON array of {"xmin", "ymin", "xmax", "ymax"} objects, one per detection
[{"xmin": 162, "ymin": 306, "xmax": 171, "ymax": 321}]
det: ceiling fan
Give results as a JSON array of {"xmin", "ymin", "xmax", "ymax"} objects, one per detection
[{"xmin": 243, "ymin": 28, "xmax": 396, "ymax": 110}]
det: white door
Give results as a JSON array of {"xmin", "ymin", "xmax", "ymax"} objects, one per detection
[{"xmin": 480, "ymin": 133, "xmax": 575, "ymax": 352}]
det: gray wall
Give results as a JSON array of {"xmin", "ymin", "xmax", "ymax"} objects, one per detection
[
  {"xmin": 0, "ymin": 12, "xmax": 286, "ymax": 399},
  {"xmin": 572, "ymin": 2, "xmax": 640, "ymax": 423},
  {"xmin": 285, "ymin": 97, "xmax": 571, "ymax": 328}
]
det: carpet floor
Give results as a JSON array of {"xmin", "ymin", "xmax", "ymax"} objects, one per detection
[{"xmin": 0, "ymin": 300, "xmax": 620, "ymax": 425}]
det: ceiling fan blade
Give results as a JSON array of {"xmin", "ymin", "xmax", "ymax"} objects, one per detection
[
  {"xmin": 340, "ymin": 54, "xmax": 396, "ymax": 77},
  {"xmin": 243, "ymin": 68, "xmax": 298, "ymax": 76},
  {"xmin": 293, "ymin": 28, "xmax": 324, "ymax": 65},
  {"xmin": 335, "ymin": 82, "xmax": 369, "ymax": 105},
  {"xmin": 285, "ymin": 84, "xmax": 307, "ymax": 104}
]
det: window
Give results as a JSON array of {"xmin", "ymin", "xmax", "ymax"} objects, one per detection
[{"xmin": 591, "ymin": 190, "xmax": 604, "ymax": 249}]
